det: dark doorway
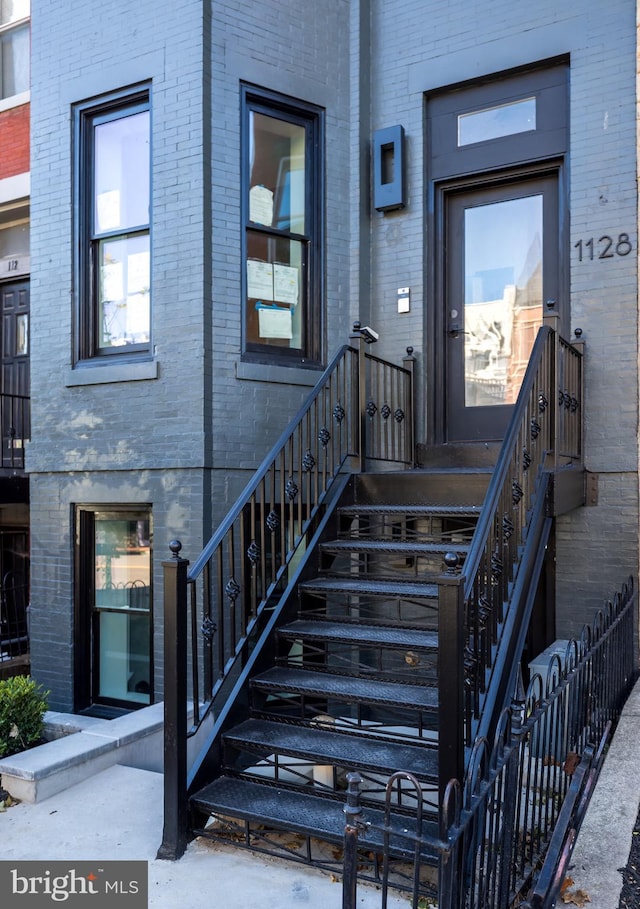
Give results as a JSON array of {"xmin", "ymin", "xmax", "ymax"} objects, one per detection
[{"xmin": 0, "ymin": 280, "xmax": 29, "ymax": 465}]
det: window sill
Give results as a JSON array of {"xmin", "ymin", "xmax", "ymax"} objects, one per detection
[
  {"xmin": 0, "ymin": 91, "xmax": 29, "ymax": 114},
  {"xmin": 236, "ymin": 360, "xmax": 322, "ymax": 386},
  {"xmin": 65, "ymin": 359, "xmax": 158, "ymax": 387}
]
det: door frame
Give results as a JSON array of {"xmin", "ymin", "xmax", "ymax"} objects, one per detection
[
  {"xmin": 426, "ymin": 159, "xmax": 568, "ymax": 445},
  {"xmin": 424, "ymin": 62, "xmax": 569, "ymax": 446}
]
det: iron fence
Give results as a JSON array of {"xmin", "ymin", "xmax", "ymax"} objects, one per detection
[{"xmin": 342, "ymin": 575, "xmax": 637, "ymax": 909}]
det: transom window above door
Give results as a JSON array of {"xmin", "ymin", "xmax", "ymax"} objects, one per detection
[{"xmin": 428, "ymin": 62, "xmax": 568, "ymax": 180}]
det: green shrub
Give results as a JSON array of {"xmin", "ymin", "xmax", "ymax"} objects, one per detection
[{"xmin": 0, "ymin": 676, "xmax": 49, "ymax": 758}]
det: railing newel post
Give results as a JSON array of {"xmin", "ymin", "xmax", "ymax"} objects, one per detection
[
  {"xmin": 342, "ymin": 771, "xmax": 364, "ymax": 909},
  {"xmin": 403, "ymin": 345, "xmax": 416, "ymax": 466},
  {"xmin": 157, "ymin": 540, "xmax": 190, "ymax": 861},
  {"xmin": 350, "ymin": 322, "xmax": 368, "ymax": 472},
  {"xmin": 438, "ymin": 559, "xmax": 466, "ymax": 832}
]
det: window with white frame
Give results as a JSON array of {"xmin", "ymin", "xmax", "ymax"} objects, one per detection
[{"xmin": 0, "ymin": 0, "xmax": 29, "ymax": 101}]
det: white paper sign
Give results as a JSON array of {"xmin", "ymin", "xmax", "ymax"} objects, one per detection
[
  {"xmin": 258, "ymin": 306, "xmax": 292, "ymax": 339},
  {"xmin": 249, "ymin": 185, "xmax": 274, "ymax": 226},
  {"xmin": 273, "ymin": 264, "xmax": 299, "ymax": 306},
  {"xmin": 247, "ymin": 259, "xmax": 274, "ymax": 300}
]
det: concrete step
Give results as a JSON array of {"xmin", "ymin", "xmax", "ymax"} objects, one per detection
[{"xmin": 0, "ymin": 703, "xmax": 165, "ymax": 802}]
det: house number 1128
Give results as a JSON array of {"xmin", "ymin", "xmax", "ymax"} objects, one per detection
[{"xmin": 574, "ymin": 233, "xmax": 633, "ymax": 261}]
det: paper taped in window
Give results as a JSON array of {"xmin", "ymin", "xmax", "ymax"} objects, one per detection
[{"xmin": 257, "ymin": 302, "xmax": 292, "ymax": 339}]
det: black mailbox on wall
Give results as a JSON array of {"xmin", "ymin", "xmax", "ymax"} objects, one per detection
[{"xmin": 372, "ymin": 125, "xmax": 405, "ymax": 212}]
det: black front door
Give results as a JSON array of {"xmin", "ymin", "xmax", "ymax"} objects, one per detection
[
  {"xmin": 444, "ymin": 175, "xmax": 559, "ymax": 441},
  {"xmin": 0, "ymin": 280, "xmax": 29, "ymax": 463}
]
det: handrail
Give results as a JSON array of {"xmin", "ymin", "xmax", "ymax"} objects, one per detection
[
  {"xmin": 158, "ymin": 328, "xmax": 415, "ymax": 859},
  {"xmin": 464, "ymin": 322, "xmax": 583, "ymax": 745},
  {"xmin": 439, "ymin": 321, "xmax": 584, "ymax": 769},
  {"xmin": 189, "ymin": 343, "xmax": 356, "ymax": 579}
]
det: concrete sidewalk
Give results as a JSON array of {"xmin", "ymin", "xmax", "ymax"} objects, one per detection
[
  {"xmin": 0, "ymin": 762, "xmax": 407, "ymax": 909},
  {"xmin": 1, "ymin": 679, "xmax": 639, "ymax": 908},
  {"xmin": 567, "ymin": 678, "xmax": 640, "ymax": 908}
]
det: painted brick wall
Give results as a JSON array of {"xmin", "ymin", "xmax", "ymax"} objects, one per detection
[
  {"xmin": 28, "ymin": 0, "xmax": 209, "ymax": 706},
  {"xmin": 0, "ymin": 103, "xmax": 29, "ymax": 179},
  {"xmin": 365, "ymin": 0, "xmax": 638, "ymax": 633},
  {"xmin": 28, "ymin": 0, "xmax": 639, "ymax": 709},
  {"xmin": 209, "ymin": 0, "xmax": 352, "ymax": 474},
  {"xmin": 28, "ymin": 0, "xmax": 353, "ymax": 707}
]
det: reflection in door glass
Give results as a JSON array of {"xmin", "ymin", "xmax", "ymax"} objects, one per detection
[{"xmin": 464, "ymin": 194, "xmax": 543, "ymax": 407}]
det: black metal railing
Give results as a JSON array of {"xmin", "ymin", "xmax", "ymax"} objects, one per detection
[
  {"xmin": 0, "ymin": 393, "xmax": 29, "ymax": 471},
  {"xmin": 342, "ymin": 575, "xmax": 637, "ymax": 909},
  {"xmin": 158, "ymin": 326, "xmax": 414, "ymax": 859},
  {"xmin": 0, "ymin": 571, "xmax": 29, "ymax": 663},
  {"xmin": 437, "ymin": 318, "xmax": 584, "ymax": 798}
]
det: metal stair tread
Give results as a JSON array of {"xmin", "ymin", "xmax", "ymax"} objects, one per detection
[
  {"xmin": 300, "ymin": 576, "xmax": 439, "ymax": 598},
  {"xmin": 278, "ymin": 618, "xmax": 438, "ymax": 650},
  {"xmin": 321, "ymin": 539, "xmax": 469, "ymax": 555},
  {"xmin": 224, "ymin": 718, "xmax": 438, "ymax": 779},
  {"xmin": 191, "ymin": 775, "xmax": 439, "ymax": 860},
  {"xmin": 338, "ymin": 504, "xmax": 482, "ymax": 516},
  {"xmin": 251, "ymin": 666, "xmax": 438, "ymax": 710}
]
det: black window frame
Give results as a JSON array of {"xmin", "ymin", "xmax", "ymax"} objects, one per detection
[
  {"xmin": 241, "ymin": 84, "xmax": 324, "ymax": 368},
  {"xmin": 73, "ymin": 84, "xmax": 152, "ymax": 365}
]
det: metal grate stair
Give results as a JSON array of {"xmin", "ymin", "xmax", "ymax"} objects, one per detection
[
  {"xmin": 191, "ymin": 776, "xmax": 439, "ymax": 862},
  {"xmin": 189, "ymin": 470, "xmax": 486, "ymax": 868}
]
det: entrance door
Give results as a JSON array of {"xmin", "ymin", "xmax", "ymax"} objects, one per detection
[
  {"xmin": 0, "ymin": 280, "xmax": 29, "ymax": 463},
  {"xmin": 445, "ymin": 175, "xmax": 559, "ymax": 441}
]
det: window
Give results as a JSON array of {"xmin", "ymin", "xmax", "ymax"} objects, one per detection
[
  {"xmin": 75, "ymin": 87, "xmax": 151, "ymax": 361},
  {"xmin": 458, "ymin": 97, "xmax": 536, "ymax": 146},
  {"xmin": 0, "ymin": 0, "xmax": 29, "ymax": 101},
  {"xmin": 242, "ymin": 86, "xmax": 323, "ymax": 365},
  {"xmin": 75, "ymin": 506, "xmax": 153, "ymax": 711}
]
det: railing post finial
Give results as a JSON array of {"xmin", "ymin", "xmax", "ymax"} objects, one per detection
[
  {"xmin": 444, "ymin": 552, "xmax": 460, "ymax": 574},
  {"xmin": 169, "ymin": 539, "xmax": 182, "ymax": 559}
]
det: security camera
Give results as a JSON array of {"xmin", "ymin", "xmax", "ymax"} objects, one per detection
[{"xmin": 359, "ymin": 325, "xmax": 379, "ymax": 344}]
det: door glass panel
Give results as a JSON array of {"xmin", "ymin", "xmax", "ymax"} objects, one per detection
[
  {"xmin": 94, "ymin": 515, "xmax": 151, "ymax": 705},
  {"xmin": 463, "ymin": 194, "xmax": 543, "ymax": 407}
]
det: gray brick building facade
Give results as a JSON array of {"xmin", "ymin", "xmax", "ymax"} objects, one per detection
[{"xmin": 26, "ymin": 1, "xmax": 638, "ymax": 712}]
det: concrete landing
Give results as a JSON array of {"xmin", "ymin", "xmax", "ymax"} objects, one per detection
[{"xmin": 0, "ymin": 762, "xmax": 406, "ymax": 909}]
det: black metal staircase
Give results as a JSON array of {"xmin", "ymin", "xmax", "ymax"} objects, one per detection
[
  {"xmin": 158, "ymin": 316, "xmax": 585, "ymax": 889},
  {"xmin": 188, "ymin": 470, "xmax": 489, "ymax": 859}
]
